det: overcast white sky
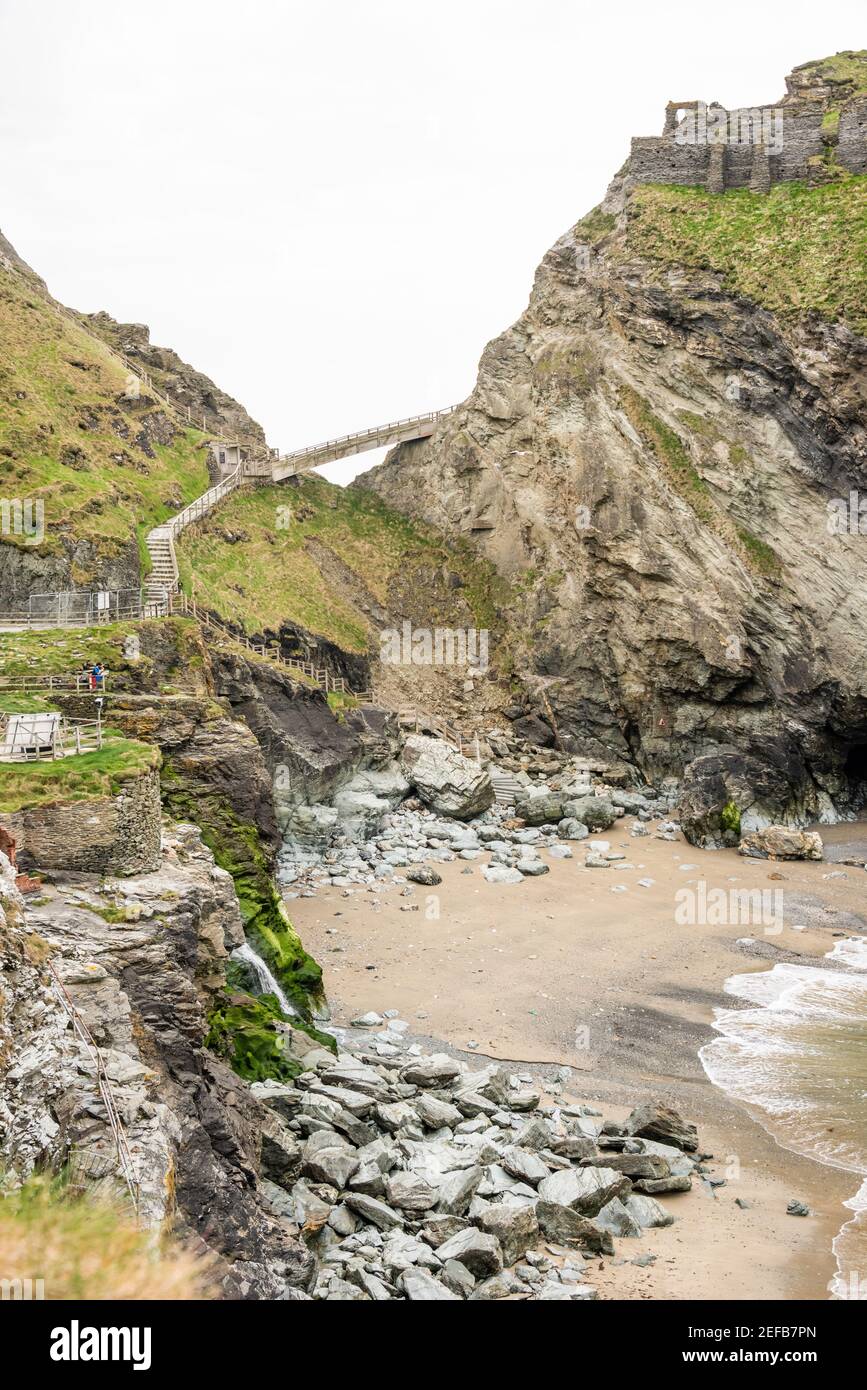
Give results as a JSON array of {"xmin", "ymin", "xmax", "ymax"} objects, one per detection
[{"xmin": 1, "ymin": 1, "xmax": 862, "ymax": 482}]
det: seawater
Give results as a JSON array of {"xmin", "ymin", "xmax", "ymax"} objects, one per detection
[{"xmin": 701, "ymin": 935, "xmax": 867, "ymax": 1299}]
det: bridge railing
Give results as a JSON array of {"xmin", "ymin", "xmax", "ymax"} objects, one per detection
[{"xmin": 275, "ymin": 407, "xmax": 456, "ymax": 473}]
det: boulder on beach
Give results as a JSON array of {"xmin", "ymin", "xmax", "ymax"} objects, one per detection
[
  {"xmin": 562, "ymin": 796, "xmax": 617, "ymax": 832},
  {"xmin": 623, "ymin": 1101, "xmax": 698, "ymax": 1153},
  {"xmin": 400, "ymin": 735, "xmax": 494, "ymax": 819},
  {"xmin": 738, "ymin": 826, "xmax": 823, "ymax": 861},
  {"xmin": 514, "ymin": 793, "xmax": 564, "ymax": 825}
]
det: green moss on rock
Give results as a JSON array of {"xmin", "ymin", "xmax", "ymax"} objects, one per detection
[
  {"xmin": 206, "ymin": 991, "xmax": 302, "ymax": 1084},
  {"xmin": 720, "ymin": 800, "xmax": 742, "ymax": 835},
  {"xmin": 160, "ymin": 768, "xmax": 326, "ymax": 1020}
]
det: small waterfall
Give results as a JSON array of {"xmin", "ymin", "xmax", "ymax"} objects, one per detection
[{"xmin": 231, "ymin": 942, "xmax": 298, "ymax": 1018}]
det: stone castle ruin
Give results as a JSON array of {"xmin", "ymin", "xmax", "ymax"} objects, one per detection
[{"xmin": 629, "ymin": 52, "xmax": 867, "ymax": 193}]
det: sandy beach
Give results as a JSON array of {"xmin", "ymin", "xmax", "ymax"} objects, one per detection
[{"xmin": 288, "ymin": 827, "xmax": 867, "ymax": 1300}]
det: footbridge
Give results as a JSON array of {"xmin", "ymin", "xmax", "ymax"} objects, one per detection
[
  {"xmin": 144, "ymin": 406, "xmax": 455, "ymax": 607},
  {"xmin": 270, "ymin": 407, "xmax": 455, "ymax": 482}
]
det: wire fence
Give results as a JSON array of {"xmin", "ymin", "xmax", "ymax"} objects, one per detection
[
  {"xmin": 0, "ymin": 589, "xmax": 145, "ymax": 630},
  {"xmin": 47, "ymin": 962, "xmax": 141, "ymax": 1218}
]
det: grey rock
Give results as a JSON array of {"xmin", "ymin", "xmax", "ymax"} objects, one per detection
[
  {"xmin": 634, "ymin": 1174, "xmax": 692, "ymax": 1195},
  {"xmin": 477, "ymin": 1201, "xmax": 540, "ymax": 1265},
  {"xmin": 301, "ymin": 1144, "xmax": 360, "ymax": 1189},
  {"xmin": 516, "ymin": 859, "xmax": 550, "ymax": 877},
  {"xmin": 400, "ymin": 736, "xmax": 494, "ymax": 819},
  {"xmin": 481, "ymin": 864, "xmax": 524, "ymax": 885},
  {"xmin": 405, "ymin": 864, "xmax": 443, "ymax": 886},
  {"xmin": 441, "ymin": 1258, "xmax": 476, "ymax": 1297},
  {"xmin": 400, "ymin": 1056, "xmax": 461, "ymax": 1088},
  {"xmin": 624, "ymin": 1193, "xmax": 675, "ymax": 1229},
  {"xmin": 623, "ymin": 1101, "xmax": 698, "ymax": 1152},
  {"xmin": 594, "ymin": 1196, "xmax": 642, "ymax": 1238},
  {"xmin": 437, "ymin": 1166, "xmax": 484, "ymax": 1216},
  {"xmin": 535, "ymin": 1201, "xmax": 615, "ymax": 1253},
  {"xmin": 502, "ymin": 1146, "xmax": 550, "ymax": 1186},
  {"xmin": 537, "ymin": 1166, "xmax": 632, "ymax": 1216},
  {"xmin": 343, "ymin": 1193, "xmax": 404, "ymax": 1230},
  {"xmin": 385, "ymin": 1170, "xmax": 438, "ymax": 1212},
  {"xmin": 399, "ymin": 1268, "xmax": 461, "ymax": 1301},
  {"xmin": 436, "ymin": 1227, "xmax": 504, "ymax": 1278},
  {"xmin": 414, "ymin": 1094, "xmax": 462, "ymax": 1130},
  {"xmin": 563, "ymin": 796, "xmax": 617, "ymax": 831}
]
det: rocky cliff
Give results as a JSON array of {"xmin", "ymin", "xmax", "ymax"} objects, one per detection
[
  {"xmin": 0, "ymin": 229, "xmax": 263, "ymax": 610},
  {"xmin": 359, "ymin": 54, "xmax": 867, "ymax": 841},
  {"xmin": 0, "ymin": 831, "xmax": 316, "ymax": 1298}
]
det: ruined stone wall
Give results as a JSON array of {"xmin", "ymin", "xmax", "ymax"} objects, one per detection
[
  {"xmin": 839, "ymin": 98, "xmax": 867, "ymax": 173},
  {"xmin": 630, "ymin": 103, "xmax": 862, "ymax": 189},
  {"xmin": 4, "ymin": 767, "xmax": 162, "ymax": 876}
]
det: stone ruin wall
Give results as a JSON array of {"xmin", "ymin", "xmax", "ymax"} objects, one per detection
[
  {"xmin": 3, "ymin": 767, "xmax": 162, "ymax": 877},
  {"xmin": 630, "ymin": 98, "xmax": 867, "ymax": 191}
]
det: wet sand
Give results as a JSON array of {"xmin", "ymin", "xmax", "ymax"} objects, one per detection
[{"xmin": 288, "ymin": 828, "xmax": 867, "ymax": 1300}]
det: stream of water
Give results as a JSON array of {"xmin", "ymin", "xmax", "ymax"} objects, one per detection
[{"xmin": 231, "ymin": 941, "xmax": 298, "ymax": 1018}]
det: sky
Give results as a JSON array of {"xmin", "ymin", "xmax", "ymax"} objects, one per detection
[{"xmin": 0, "ymin": 0, "xmax": 863, "ymax": 483}]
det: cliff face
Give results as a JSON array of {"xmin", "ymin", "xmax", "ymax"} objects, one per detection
[
  {"xmin": 0, "ymin": 832, "xmax": 315, "ymax": 1298},
  {"xmin": 360, "ymin": 57, "xmax": 867, "ymax": 830}
]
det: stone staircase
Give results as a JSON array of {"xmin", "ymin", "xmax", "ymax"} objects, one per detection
[
  {"xmin": 144, "ymin": 465, "xmax": 243, "ymax": 610},
  {"xmin": 489, "ymin": 768, "xmax": 526, "ymax": 805}
]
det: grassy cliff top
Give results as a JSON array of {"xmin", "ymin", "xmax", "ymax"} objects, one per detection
[
  {"xmin": 792, "ymin": 51, "xmax": 867, "ymax": 101},
  {"xmin": 0, "ymin": 263, "xmax": 211, "ymax": 573},
  {"xmin": 0, "ymin": 617, "xmax": 204, "ymax": 682},
  {"xmin": 0, "ymin": 737, "xmax": 159, "ymax": 814},
  {"xmin": 176, "ymin": 474, "xmax": 511, "ymax": 652},
  {"xmin": 627, "ymin": 176, "xmax": 867, "ymax": 333}
]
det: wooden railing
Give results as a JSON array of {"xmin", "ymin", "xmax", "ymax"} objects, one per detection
[
  {"xmin": 171, "ymin": 594, "xmax": 373, "ymax": 700},
  {"xmin": 398, "ymin": 706, "xmax": 481, "ymax": 763},
  {"xmin": 166, "ymin": 464, "xmax": 243, "ymax": 535},
  {"xmin": 0, "ymin": 673, "xmax": 109, "ymax": 694}
]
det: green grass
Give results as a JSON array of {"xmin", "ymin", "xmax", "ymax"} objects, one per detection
[
  {"xmin": 0, "ymin": 1176, "xmax": 214, "ymax": 1299},
  {"xmin": 0, "ymin": 693, "xmax": 57, "ymax": 714},
  {"xmin": 0, "ymin": 265, "xmax": 212, "ymax": 572},
  {"xmin": 736, "ymin": 526, "xmax": 782, "ymax": 577},
  {"xmin": 0, "ymin": 737, "xmax": 159, "ymax": 814},
  {"xmin": 622, "ymin": 389, "xmax": 783, "ymax": 579},
  {"xmin": 627, "ymin": 177, "xmax": 867, "ymax": 333},
  {"xmin": 621, "ymin": 386, "xmax": 714, "ymax": 523},
  {"xmin": 0, "ymin": 617, "xmax": 203, "ymax": 686},
  {"xmin": 574, "ymin": 206, "xmax": 617, "ymax": 242},
  {"xmin": 794, "ymin": 51, "xmax": 867, "ymax": 100},
  {"xmin": 177, "ymin": 474, "xmax": 512, "ymax": 652}
]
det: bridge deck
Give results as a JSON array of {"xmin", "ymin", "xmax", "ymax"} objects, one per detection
[{"xmin": 271, "ymin": 407, "xmax": 454, "ymax": 482}]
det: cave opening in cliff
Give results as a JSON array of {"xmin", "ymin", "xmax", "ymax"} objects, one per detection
[{"xmin": 844, "ymin": 744, "xmax": 867, "ymax": 812}]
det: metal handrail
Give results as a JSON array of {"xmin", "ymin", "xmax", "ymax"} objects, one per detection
[
  {"xmin": 0, "ymin": 716, "xmax": 105, "ymax": 762},
  {"xmin": 276, "ymin": 407, "xmax": 455, "ymax": 470},
  {"xmin": 47, "ymin": 962, "xmax": 140, "ymax": 1218}
]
